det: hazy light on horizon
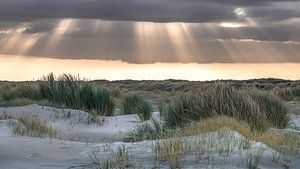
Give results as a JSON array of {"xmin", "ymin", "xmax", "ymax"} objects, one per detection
[{"xmin": 0, "ymin": 55, "xmax": 299, "ymax": 81}]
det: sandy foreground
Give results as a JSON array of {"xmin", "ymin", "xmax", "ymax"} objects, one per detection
[{"xmin": 0, "ymin": 104, "xmax": 299, "ymax": 169}]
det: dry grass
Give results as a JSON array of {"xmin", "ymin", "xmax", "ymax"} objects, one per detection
[
  {"xmin": 149, "ymin": 116, "xmax": 299, "ymax": 169},
  {"xmin": 152, "ymin": 128, "xmax": 261, "ymax": 169},
  {"xmin": 89, "ymin": 144, "xmax": 131, "ymax": 169},
  {"xmin": 128, "ymin": 115, "xmax": 298, "ymax": 157},
  {"xmin": 182, "ymin": 116, "xmax": 287, "ymax": 149},
  {"xmin": 152, "ymin": 138, "xmax": 184, "ymax": 169},
  {"xmin": 243, "ymin": 148, "xmax": 265, "ymax": 169},
  {"xmin": 126, "ymin": 117, "xmax": 167, "ymax": 142},
  {"xmin": 182, "ymin": 116, "xmax": 299, "ymax": 168},
  {"xmin": 0, "ymin": 113, "xmax": 57, "ymax": 138}
]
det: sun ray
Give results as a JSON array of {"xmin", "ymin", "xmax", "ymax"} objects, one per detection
[
  {"xmin": 240, "ymin": 13, "xmax": 287, "ymax": 62},
  {"xmin": 0, "ymin": 24, "xmax": 28, "ymax": 53},
  {"xmin": 165, "ymin": 22, "xmax": 194, "ymax": 63},
  {"xmin": 216, "ymin": 7, "xmax": 288, "ymax": 63},
  {"xmin": 43, "ymin": 19, "xmax": 75, "ymax": 54},
  {"xmin": 134, "ymin": 22, "xmax": 164, "ymax": 63}
]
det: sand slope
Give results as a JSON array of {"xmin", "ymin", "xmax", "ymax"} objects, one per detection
[{"xmin": 0, "ymin": 104, "xmax": 299, "ymax": 169}]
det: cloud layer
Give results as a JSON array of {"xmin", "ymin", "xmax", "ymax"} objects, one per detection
[
  {"xmin": 0, "ymin": 0, "xmax": 299, "ymax": 23},
  {"xmin": 0, "ymin": 19, "xmax": 299, "ymax": 64},
  {"xmin": 0, "ymin": 0, "xmax": 299, "ymax": 63}
]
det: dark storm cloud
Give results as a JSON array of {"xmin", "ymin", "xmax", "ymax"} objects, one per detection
[
  {"xmin": 0, "ymin": 0, "xmax": 299, "ymax": 23},
  {"xmin": 12, "ymin": 16, "xmax": 299, "ymax": 43},
  {"xmin": 0, "ymin": 0, "xmax": 300, "ymax": 64},
  {"xmin": 23, "ymin": 20, "xmax": 58, "ymax": 34},
  {"xmin": 0, "ymin": 0, "xmax": 232, "ymax": 22},
  {"xmin": 1, "ymin": 18, "xmax": 300, "ymax": 64}
]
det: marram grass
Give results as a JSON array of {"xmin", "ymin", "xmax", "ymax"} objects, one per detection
[
  {"xmin": 0, "ymin": 113, "xmax": 57, "ymax": 138},
  {"xmin": 122, "ymin": 94, "xmax": 152, "ymax": 121},
  {"xmin": 163, "ymin": 83, "xmax": 289, "ymax": 131},
  {"xmin": 39, "ymin": 73, "xmax": 115, "ymax": 116}
]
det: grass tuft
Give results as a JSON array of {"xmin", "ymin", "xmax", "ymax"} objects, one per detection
[
  {"xmin": 122, "ymin": 94, "xmax": 152, "ymax": 121},
  {"xmin": 89, "ymin": 144, "xmax": 131, "ymax": 169},
  {"xmin": 126, "ymin": 117, "xmax": 166, "ymax": 142},
  {"xmin": 0, "ymin": 113, "xmax": 57, "ymax": 138},
  {"xmin": 163, "ymin": 83, "xmax": 288, "ymax": 131},
  {"xmin": 250, "ymin": 90, "xmax": 289, "ymax": 128},
  {"xmin": 39, "ymin": 73, "xmax": 115, "ymax": 116}
]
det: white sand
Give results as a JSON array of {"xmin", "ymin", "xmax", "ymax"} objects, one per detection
[
  {"xmin": 0, "ymin": 104, "xmax": 143, "ymax": 142},
  {"xmin": 0, "ymin": 104, "xmax": 299, "ymax": 169}
]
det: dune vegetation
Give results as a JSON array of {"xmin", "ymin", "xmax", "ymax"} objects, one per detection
[
  {"xmin": 122, "ymin": 94, "xmax": 152, "ymax": 121},
  {"xmin": 163, "ymin": 83, "xmax": 289, "ymax": 131},
  {"xmin": 0, "ymin": 74, "xmax": 300, "ymax": 169},
  {"xmin": 0, "ymin": 113, "xmax": 57, "ymax": 138}
]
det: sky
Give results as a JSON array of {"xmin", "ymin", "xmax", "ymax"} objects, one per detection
[{"xmin": 0, "ymin": 0, "xmax": 300, "ymax": 80}]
